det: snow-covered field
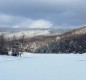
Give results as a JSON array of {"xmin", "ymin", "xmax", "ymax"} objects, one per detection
[{"xmin": 0, "ymin": 53, "xmax": 86, "ymax": 80}]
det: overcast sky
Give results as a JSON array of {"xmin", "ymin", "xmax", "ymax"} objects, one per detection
[{"xmin": 0, "ymin": 0, "xmax": 86, "ymax": 28}]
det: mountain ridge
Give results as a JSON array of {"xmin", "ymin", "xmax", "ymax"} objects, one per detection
[{"xmin": 35, "ymin": 26, "xmax": 86, "ymax": 53}]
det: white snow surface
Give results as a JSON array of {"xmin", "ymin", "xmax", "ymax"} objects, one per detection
[{"xmin": 0, "ymin": 53, "xmax": 86, "ymax": 80}]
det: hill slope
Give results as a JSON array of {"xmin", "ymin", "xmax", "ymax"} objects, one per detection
[{"xmin": 35, "ymin": 26, "xmax": 86, "ymax": 53}]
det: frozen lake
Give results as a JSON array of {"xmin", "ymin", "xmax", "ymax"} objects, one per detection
[{"xmin": 0, "ymin": 53, "xmax": 86, "ymax": 80}]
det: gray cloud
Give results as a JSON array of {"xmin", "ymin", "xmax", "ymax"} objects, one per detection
[{"xmin": 0, "ymin": 0, "xmax": 86, "ymax": 28}]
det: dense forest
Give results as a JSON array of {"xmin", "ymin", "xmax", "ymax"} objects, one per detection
[{"xmin": 0, "ymin": 26, "xmax": 86, "ymax": 55}]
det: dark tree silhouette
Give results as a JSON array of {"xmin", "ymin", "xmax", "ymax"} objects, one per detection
[{"xmin": 0, "ymin": 34, "xmax": 8, "ymax": 55}]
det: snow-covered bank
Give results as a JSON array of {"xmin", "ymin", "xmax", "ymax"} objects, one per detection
[{"xmin": 0, "ymin": 53, "xmax": 86, "ymax": 80}]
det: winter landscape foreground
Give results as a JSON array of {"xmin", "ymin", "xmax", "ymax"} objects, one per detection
[{"xmin": 0, "ymin": 53, "xmax": 86, "ymax": 80}]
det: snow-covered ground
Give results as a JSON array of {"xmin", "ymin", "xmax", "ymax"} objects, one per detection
[{"xmin": 0, "ymin": 53, "xmax": 86, "ymax": 80}]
